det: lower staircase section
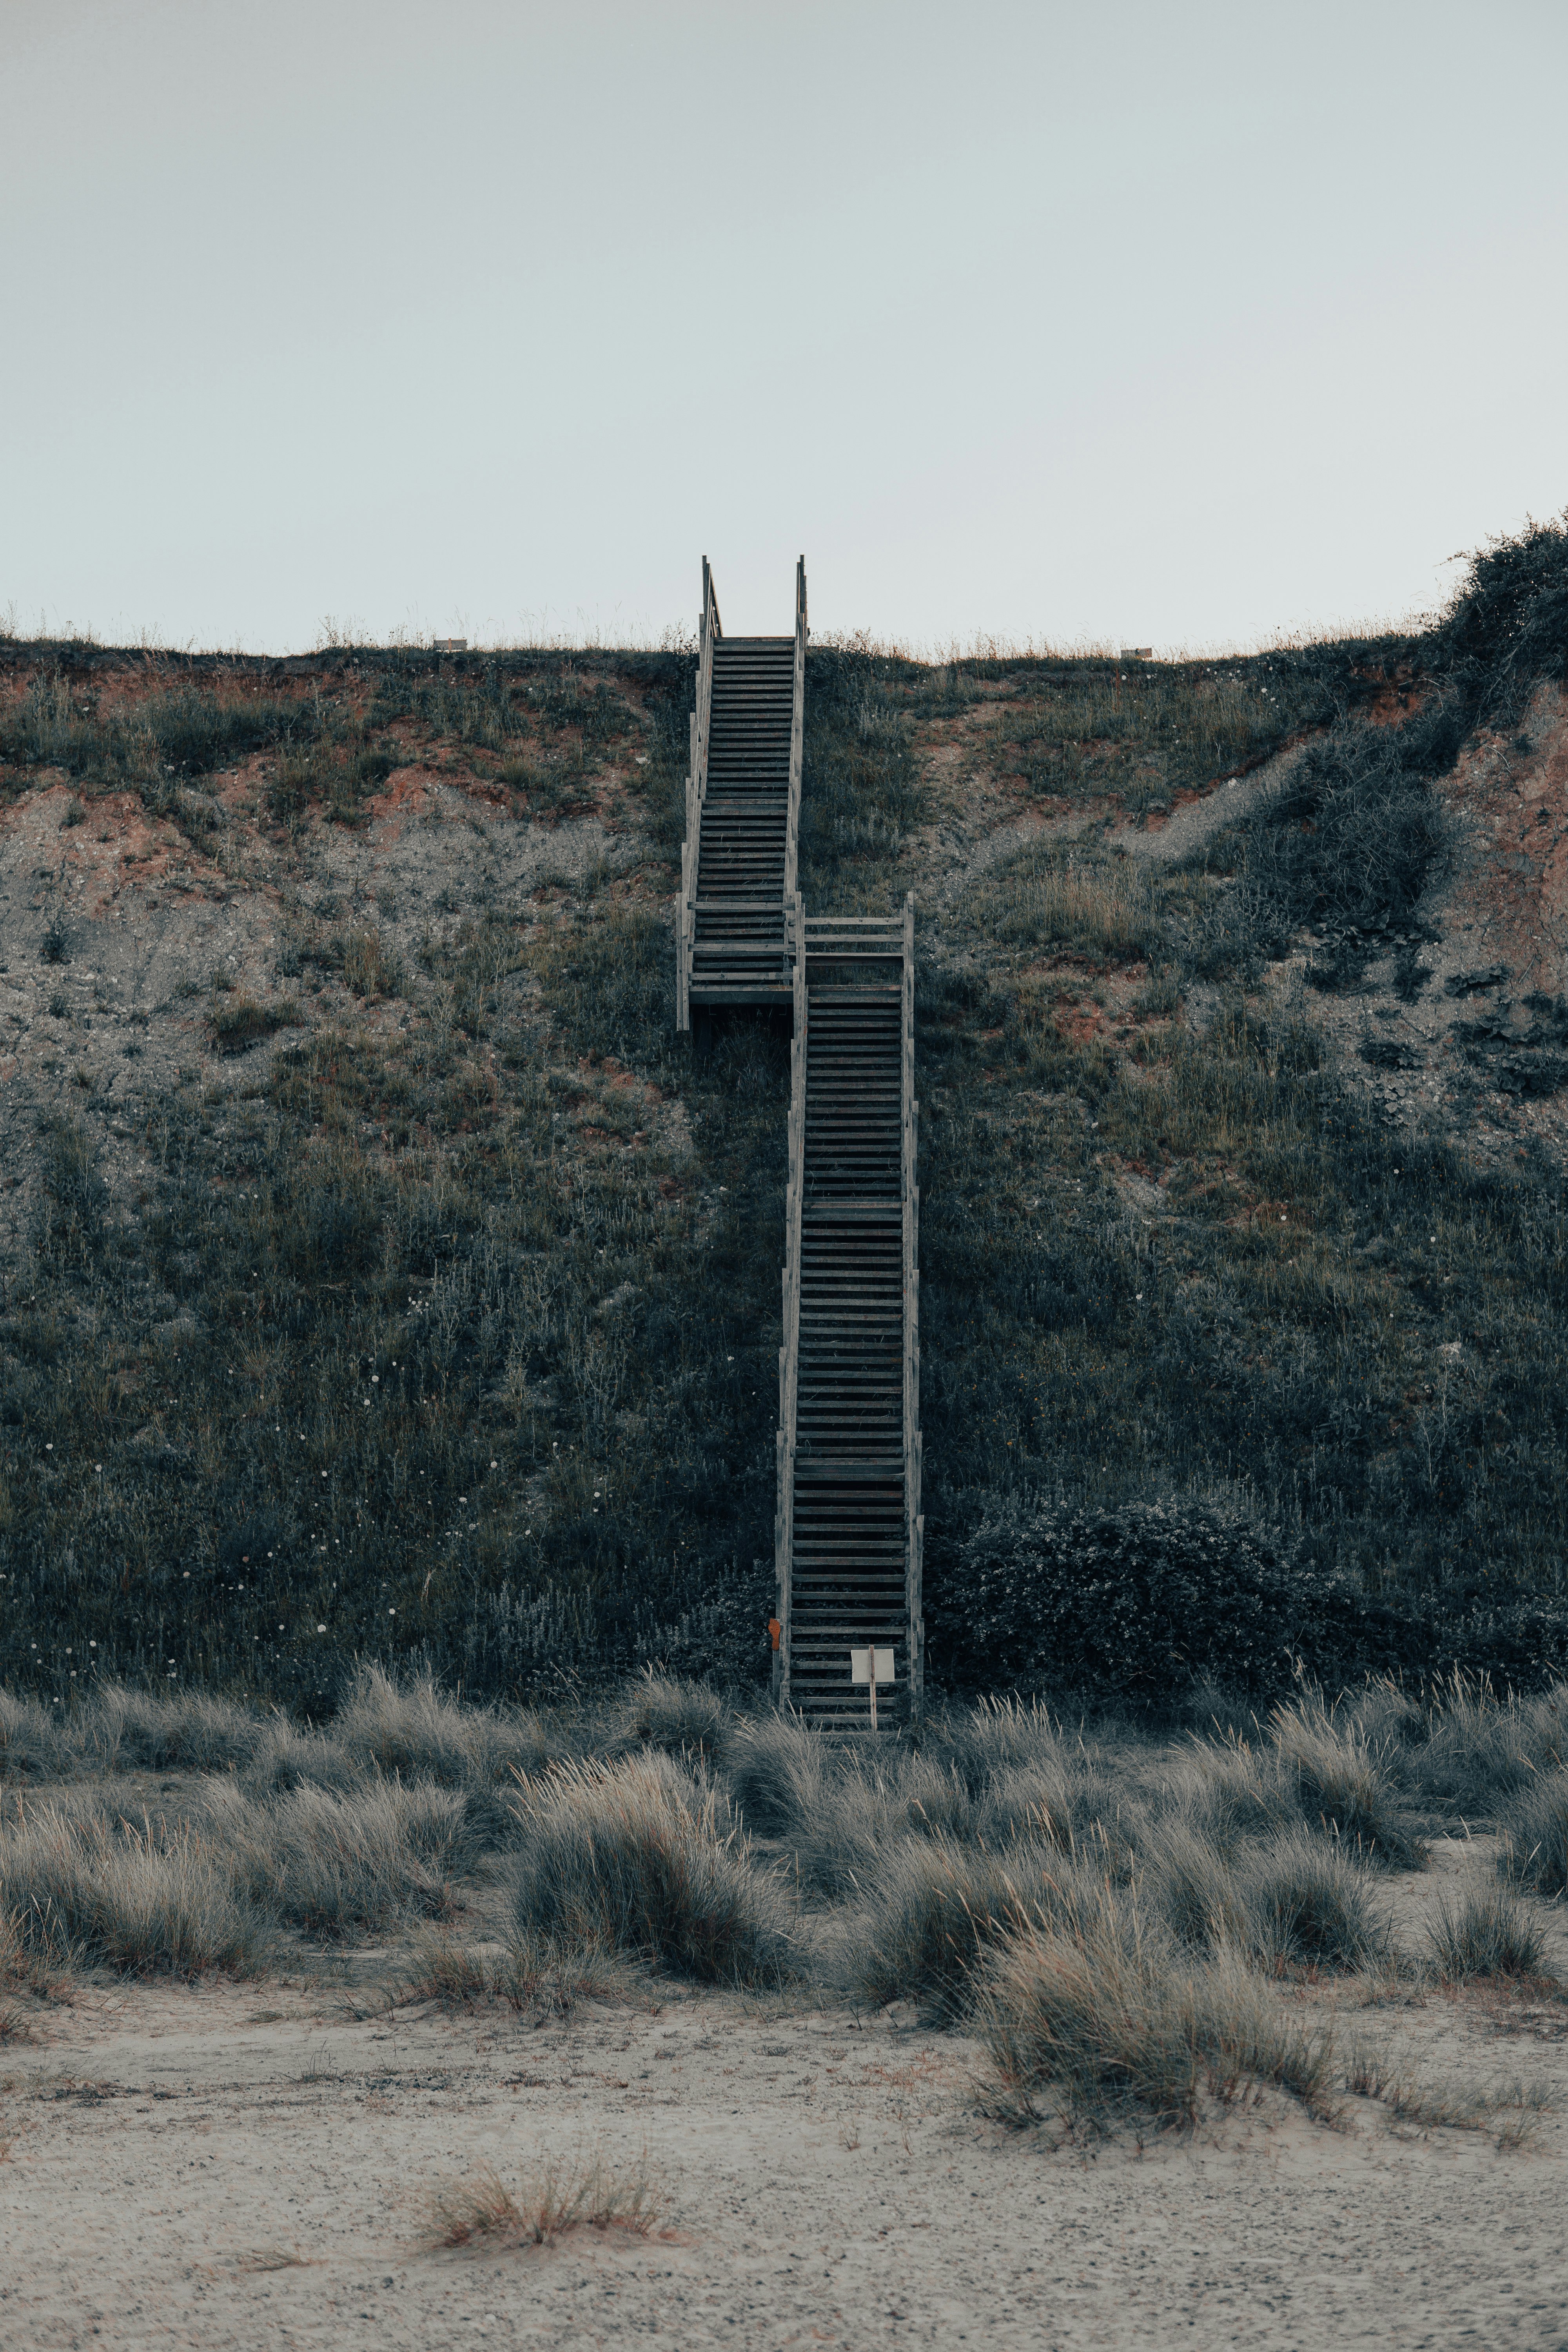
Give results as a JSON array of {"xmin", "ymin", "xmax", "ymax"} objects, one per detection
[{"xmin": 776, "ymin": 903, "xmax": 922, "ymax": 1731}]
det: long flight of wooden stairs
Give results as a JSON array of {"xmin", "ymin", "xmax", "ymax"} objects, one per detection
[
  {"xmin": 677, "ymin": 561, "xmax": 923, "ymax": 1731},
  {"xmin": 774, "ymin": 902, "xmax": 922, "ymax": 1729}
]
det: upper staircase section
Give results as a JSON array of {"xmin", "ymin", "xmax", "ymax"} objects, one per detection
[{"xmin": 676, "ymin": 559, "xmax": 806, "ymax": 1029}]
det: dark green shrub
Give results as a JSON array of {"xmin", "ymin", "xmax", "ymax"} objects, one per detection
[
  {"xmin": 931, "ymin": 1494, "xmax": 1303, "ymax": 1705},
  {"xmin": 1437, "ymin": 1604, "xmax": 1568, "ymax": 1693},
  {"xmin": 1435, "ymin": 512, "xmax": 1568, "ymax": 713},
  {"xmin": 1226, "ymin": 515, "xmax": 1568, "ymax": 980},
  {"xmin": 1232, "ymin": 709, "xmax": 1456, "ymax": 968},
  {"xmin": 212, "ymin": 995, "xmax": 295, "ymax": 1053}
]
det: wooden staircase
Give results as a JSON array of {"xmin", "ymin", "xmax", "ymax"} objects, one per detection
[
  {"xmin": 775, "ymin": 899, "xmax": 923, "ymax": 1730},
  {"xmin": 676, "ymin": 559, "xmax": 804, "ymax": 1029}
]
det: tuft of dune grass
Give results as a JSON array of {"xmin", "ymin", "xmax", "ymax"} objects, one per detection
[
  {"xmin": 974, "ymin": 1900, "xmax": 1340, "ymax": 2134},
  {"xmin": 727, "ymin": 1716, "xmax": 831, "ymax": 1837},
  {"xmin": 0, "ymin": 1806, "xmax": 269, "ymax": 1978},
  {"xmin": 1496, "ymin": 1767, "xmax": 1568, "ymax": 1898},
  {"xmin": 610, "ymin": 1671, "xmax": 733, "ymax": 1764},
  {"xmin": 974, "ymin": 1757, "xmax": 1151, "ymax": 1878},
  {"xmin": 0, "ymin": 1774, "xmax": 489, "ymax": 1972},
  {"xmin": 845, "ymin": 1836, "xmax": 1030, "ymax": 2017},
  {"xmin": 1, "ymin": 1903, "xmax": 57, "ymax": 2017},
  {"xmin": 230, "ymin": 1779, "xmax": 471, "ymax": 1936},
  {"xmin": 508, "ymin": 1753, "xmax": 799, "ymax": 1985},
  {"xmin": 1164, "ymin": 1741, "xmax": 1295, "ymax": 1854},
  {"xmin": 1228, "ymin": 1828, "xmax": 1392, "ymax": 1971},
  {"xmin": 427, "ymin": 2150, "xmax": 659, "ymax": 2248},
  {"xmin": 1402, "ymin": 1675, "xmax": 1566, "ymax": 1814},
  {"xmin": 241, "ymin": 1720, "xmax": 367, "ymax": 1797},
  {"xmin": 852, "ymin": 1811, "xmax": 1395, "ymax": 2018},
  {"xmin": 730, "ymin": 1730, "xmax": 983, "ymax": 1903},
  {"xmin": 1426, "ymin": 1888, "xmax": 1552, "ymax": 1983},
  {"xmin": 332, "ymin": 1664, "xmax": 553, "ymax": 1790},
  {"xmin": 1267, "ymin": 1697, "xmax": 1426, "ymax": 1868},
  {"xmin": 1140, "ymin": 1818, "xmax": 1251, "ymax": 1952},
  {"xmin": 845, "ymin": 1834, "xmax": 1128, "ymax": 2018},
  {"xmin": 934, "ymin": 1695, "xmax": 1070, "ymax": 1791},
  {"xmin": 0, "ymin": 1689, "xmax": 74, "ymax": 1781},
  {"xmin": 388, "ymin": 1924, "xmax": 624, "ymax": 2016},
  {"xmin": 91, "ymin": 1684, "xmax": 266, "ymax": 1775}
]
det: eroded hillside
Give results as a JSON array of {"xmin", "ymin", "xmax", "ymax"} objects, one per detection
[{"xmin": 2, "ymin": 526, "xmax": 1566, "ymax": 1711}]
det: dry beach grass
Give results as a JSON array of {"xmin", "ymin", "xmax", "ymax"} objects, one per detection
[{"xmin": 2, "ymin": 1671, "xmax": 1568, "ymax": 2347}]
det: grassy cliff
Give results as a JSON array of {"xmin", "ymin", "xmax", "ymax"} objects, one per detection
[{"xmin": 2, "ymin": 521, "xmax": 1566, "ymax": 1714}]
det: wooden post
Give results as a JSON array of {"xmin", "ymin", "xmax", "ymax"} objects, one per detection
[{"xmin": 851, "ymin": 1643, "xmax": 894, "ymax": 1731}]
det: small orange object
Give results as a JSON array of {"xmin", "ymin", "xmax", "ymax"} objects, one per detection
[{"xmin": 768, "ymin": 1616, "xmax": 782, "ymax": 1652}]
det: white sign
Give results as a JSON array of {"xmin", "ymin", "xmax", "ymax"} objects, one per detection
[{"xmin": 851, "ymin": 1644, "xmax": 895, "ymax": 1731}]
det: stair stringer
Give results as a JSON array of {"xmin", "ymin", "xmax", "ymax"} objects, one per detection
[{"xmin": 774, "ymin": 894, "xmax": 806, "ymax": 1705}]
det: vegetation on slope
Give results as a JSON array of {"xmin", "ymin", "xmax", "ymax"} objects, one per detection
[{"xmin": 0, "ymin": 522, "xmax": 1566, "ymax": 1711}]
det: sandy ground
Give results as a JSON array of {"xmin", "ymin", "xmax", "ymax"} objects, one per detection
[{"xmin": 5, "ymin": 1840, "xmax": 1568, "ymax": 2352}]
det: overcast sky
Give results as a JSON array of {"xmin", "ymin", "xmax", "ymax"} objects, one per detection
[{"xmin": 4, "ymin": 0, "xmax": 1565, "ymax": 653}]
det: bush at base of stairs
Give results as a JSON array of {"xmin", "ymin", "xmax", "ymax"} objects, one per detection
[
  {"xmin": 929, "ymin": 1496, "xmax": 1305, "ymax": 1704},
  {"xmin": 928, "ymin": 1494, "xmax": 1568, "ymax": 1710}
]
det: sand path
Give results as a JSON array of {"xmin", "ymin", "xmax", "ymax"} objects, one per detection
[{"xmin": 4, "ymin": 1951, "xmax": 1566, "ymax": 2351}]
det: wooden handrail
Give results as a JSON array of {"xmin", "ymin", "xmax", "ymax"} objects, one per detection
[
  {"xmin": 677, "ymin": 558, "xmax": 722, "ymax": 1032},
  {"xmin": 775, "ymin": 891, "xmax": 807, "ymax": 1703},
  {"xmin": 802, "ymin": 914, "xmax": 906, "ymax": 931},
  {"xmin": 786, "ymin": 555, "xmax": 806, "ymax": 903}
]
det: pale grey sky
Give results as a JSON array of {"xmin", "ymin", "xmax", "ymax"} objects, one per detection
[{"xmin": 4, "ymin": 0, "xmax": 1565, "ymax": 652}]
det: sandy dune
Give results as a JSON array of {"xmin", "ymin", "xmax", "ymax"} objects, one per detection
[{"xmin": 4, "ymin": 1948, "xmax": 1566, "ymax": 2352}]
